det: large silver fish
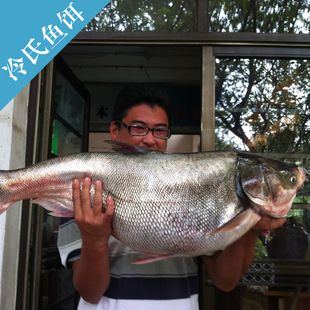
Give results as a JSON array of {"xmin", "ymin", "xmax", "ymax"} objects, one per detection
[{"xmin": 0, "ymin": 141, "xmax": 305, "ymax": 262}]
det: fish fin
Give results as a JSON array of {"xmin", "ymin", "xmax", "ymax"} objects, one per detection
[
  {"xmin": 131, "ymin": 255, "xmax": 175, "ymax": 264},
  {"xmin": 104, "ymin": 140, "xmax": 156, "ymax": 155},
  {"xmin": 32, "ymin": 198, "xmax": 74, "ymax": 217},
  {"xmin": 0, "ymin": 203, "xmax": 11, "ymax": 215},
  {"xmin": 209, "ymin": 209, "xmax": 261, "ymax": 235}
]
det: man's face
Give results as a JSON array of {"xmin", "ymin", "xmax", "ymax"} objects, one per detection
[{"xmin": 110, "ymin": 104, "xmax": 169, "ymax": 152}]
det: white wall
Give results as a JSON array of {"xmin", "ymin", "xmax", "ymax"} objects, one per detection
[{"xmin": 0, "ymin": 85, "xmax": 29, "ymax": 310}]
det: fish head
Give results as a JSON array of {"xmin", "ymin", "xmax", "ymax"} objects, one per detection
[{"xmin": 238, "ymin": 153, "xmax": 306, "ymax": 218}]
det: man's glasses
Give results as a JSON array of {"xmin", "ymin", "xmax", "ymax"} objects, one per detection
[{"xmin": 117, "ymin": 120, "xmax": 171, "ymax": 140}]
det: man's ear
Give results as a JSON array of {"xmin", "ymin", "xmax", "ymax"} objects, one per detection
[{"xmin": 110, "ymin": 120, "xmax": 118, "ymax": 140}]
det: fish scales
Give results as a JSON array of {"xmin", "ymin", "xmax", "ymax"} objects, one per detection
[
  {"xmin": 110, "ymin": 152, "xmax": 242, "ymax": 256},
  {"xmin": 0, "ymin": 141, "xmax": 306, "ymax": 260}
]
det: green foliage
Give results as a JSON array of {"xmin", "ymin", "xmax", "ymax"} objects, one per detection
[
  {"xmin": 215, "ymin": 58, "xmax": 310, "ymax": 154},
  {"xmin": 254, "ymin": 238, "xmax": 268, "ymax": 259},
  {"xmin": 85, "ymin": 0, "xmax": 310, "ymax": 33},
  {"xmin": 209, "ymin": 0, "xmax": 309, "ymax": 33},
  {"xmin": 84, "ymin": 0, "xmax": 197, "ymax": 32}
]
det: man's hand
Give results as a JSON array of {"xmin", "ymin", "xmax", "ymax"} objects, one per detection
[
  {"xmin": 71, "ymin": 178, "xmax": 115, "ymax": 303},
  {"xmin": 252, "ymin": 215, "xmax": 286, "ymax": 232},
  {"xmin": 73, "ymin": 178, "xmax": 114, "ymax": 247}
]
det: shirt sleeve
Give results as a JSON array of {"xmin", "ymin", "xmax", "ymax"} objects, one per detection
[{"xmin": 57, "ymin": 218, "xmax": 82, "ymax": 268}]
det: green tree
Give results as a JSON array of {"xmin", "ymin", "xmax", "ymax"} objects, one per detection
[
  {"xmin": 85, "ymin": 0, "xmax": 310, "ymax": 33},
  {"xmin": 215, "ymin": 58, "xmax": 310, "ymax": 153},
  {"xmin": 84, "ymin": 0, "xmax": 197, "ymax": 32},
  {"xmin": 209, "ymin": 0, "xmax": 309, "ymax": 33}
]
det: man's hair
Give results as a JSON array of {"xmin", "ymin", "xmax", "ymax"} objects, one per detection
[{"xmin": 112, "ymin": 85, "xmax": 172, "ymax": 127}]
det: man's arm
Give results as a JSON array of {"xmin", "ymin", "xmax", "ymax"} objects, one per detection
[
  {"xmin": 202, "ymin": 216, "xmax": 286, "ymax": 292},
  {"xmin": 71, "ymin": 178, "xmax": 114, "ymax": 304}
]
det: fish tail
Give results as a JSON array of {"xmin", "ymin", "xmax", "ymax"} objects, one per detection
[
  {"xmin": 0, "ymin": 171, "xmax": 14, "ymax": 214},
  {"xmin": 0, "ymin": 168, "xmax": 75, "ymax": 217}
]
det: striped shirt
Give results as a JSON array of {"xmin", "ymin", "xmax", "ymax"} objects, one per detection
[{"xmin": 58, "ymin": 219, "xmax": 199, "ymax": 310}]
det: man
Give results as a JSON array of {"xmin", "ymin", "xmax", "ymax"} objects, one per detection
[{"xmin": 58, "ymin": 85, "xmax": 286, "ymax": 309}]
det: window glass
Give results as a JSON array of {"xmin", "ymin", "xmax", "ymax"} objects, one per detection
[
  {"xmin": 84, "ymin": 0, "xmax": 197, "ymax": 32},
  {"xmin": 215, "ymin": 58, "xmax": 310, "ymax": 153},
  {"xmin": 209, "ymin": 0, "xmax": 310, "ymax": 33},
  {"xmin": 54, "ymin": 71, "xmax": 85, "ymax": 135},
  {"xmin": 215, "ymin": 57, "xmax": 310, "ymax": 263},
  {"xmin": 51, "ymin": 119, "xmax": 82, "ymax": 157}
]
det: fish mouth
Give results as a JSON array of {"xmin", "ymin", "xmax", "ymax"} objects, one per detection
[
  {"xmin": 269, "ymin": 194, "xmax": 296, "ymax": 218},
  {"xmin": 297, "ymin": 167, "xmax": 306, "ymax": 190}
]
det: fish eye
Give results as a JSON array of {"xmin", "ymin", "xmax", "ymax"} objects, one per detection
[{"xmin": 290, "ymin": 175, "xmax": 297, "ymax": 183}]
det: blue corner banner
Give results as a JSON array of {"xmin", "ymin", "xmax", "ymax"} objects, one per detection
[{"xmin": 0, "ymin": 1, "xmax": 110, "ymax": 111}]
